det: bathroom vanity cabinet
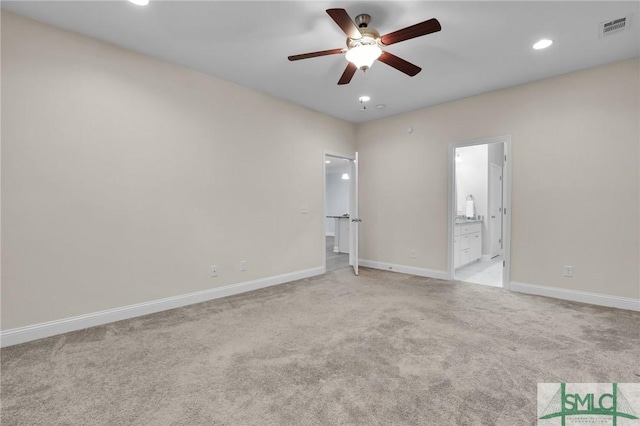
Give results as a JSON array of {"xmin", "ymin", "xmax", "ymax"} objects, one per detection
[{"xmin": 454, "ymin": 222, "xmax": 482, "ymax": 269}]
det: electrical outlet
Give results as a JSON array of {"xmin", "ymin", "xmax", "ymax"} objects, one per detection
[
  {"xmin": 240, "ymin": 260, "xmax": 247, "ymax": 272},
  {"xmin": 563, "ymin": 265, "xmax": 573, "ymax": 277},
  {"xmin": 410, "ymin": 249, "xmax": 416, "ymax": 259},
  {"xmin": 210, "ymin": 265, "xmax": 218, "ymax": 277},
  {"xmin": 300, "ymin": 205, "xmax": 309, "ymax": 214}
]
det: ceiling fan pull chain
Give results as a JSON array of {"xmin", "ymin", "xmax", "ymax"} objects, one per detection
[{"xmin": 360, "ymin": 69, "xmax": 367, "ymax": 111}]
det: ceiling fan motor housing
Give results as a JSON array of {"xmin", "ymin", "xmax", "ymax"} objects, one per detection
[
  {"xmin": 347, "ymin": 27, "xmax": 381, "ymax": 50},
  {"xmin": 355, "ymin": 14, "xmax": 372, "ymax": 28}
]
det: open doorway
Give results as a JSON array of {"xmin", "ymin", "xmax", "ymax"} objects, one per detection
[
  {"xmin": 324, "ymin": 154, "xmax": 352, "ymax": 272},
  {"xmin": 448, "ymin": 136, "xmax": 511, "ymax": 289}
]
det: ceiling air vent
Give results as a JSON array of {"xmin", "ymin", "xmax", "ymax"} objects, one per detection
[{"xmin": 599, "ymin": 16, "xmax": 628, "ymax": 38}]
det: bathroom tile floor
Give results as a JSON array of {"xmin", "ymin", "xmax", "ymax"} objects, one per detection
[{"xmin": 455, "ymin": 255, "xmax": 503, "ymax": 287}]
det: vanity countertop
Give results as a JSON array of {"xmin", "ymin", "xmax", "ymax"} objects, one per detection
[{"xmin": 455, "ymin": 219, "xmax": 482, "ymax": 225}]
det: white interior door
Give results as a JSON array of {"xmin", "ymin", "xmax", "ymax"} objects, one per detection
[
  {"xmin": 349, "ymin": 152, "xmax": 359, "ymax": 275},
  {"xmin": 489, "ymin": 163, "xmax": 503, "ymax": 258}
]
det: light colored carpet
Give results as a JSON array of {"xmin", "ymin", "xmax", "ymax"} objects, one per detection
[{"xmin": 2, "ymin": 267, "xmax": 639, "ymax": 425}]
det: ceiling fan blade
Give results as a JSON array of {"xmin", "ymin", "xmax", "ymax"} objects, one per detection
[
  {"xmin": 378, "ymin": 52, "xmax": 422, "ymax": 76},
  {"xmin": 338, "ymin": 63, "xmax": 358, "ymax": 85},
  {"xmin": 288, "ymin": 48, "xmax": 344, "ymax": 61},
  {"xmin": 380, "ymin": 18, "xmax": 441, "ymax": 46},
  {"xmin": 326, "ymin": 8, "xmax": 362, "ymax": 40}
]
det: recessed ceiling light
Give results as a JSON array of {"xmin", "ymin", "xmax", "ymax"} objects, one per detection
[
  {"xmin": 325, "ymin": 160, "xmax": 331, "ymax": 163},
  {"xmin": 128, "ymin": 0, "xmax": 149, "ymax": 6},
  {"xmin": 359, "ymin": 95, "xmax": 370, "ymax": 103},
  {"xmin": 533, "ymin": 39, "xmax": 553, "ymax": 50},
  {"xmin": 376, "ymin": 104, "xmax": 386, "ymax": 109}
]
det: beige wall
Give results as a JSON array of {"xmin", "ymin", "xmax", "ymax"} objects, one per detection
[
  {"xmin": 1, "ymin": 12, "xmax": 356, "ymax": 330},
  {"xmin": 357, "ymin": 57, "xmax": 640, "ymax": 299},
  {"xmin": 2, "ymin": 11, "xmax": 639, "ymax": 332}
]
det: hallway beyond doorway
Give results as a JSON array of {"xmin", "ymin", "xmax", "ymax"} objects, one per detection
[{"xmin": 326, "ymin": 236, "xmax": 349, "ymax": 272}]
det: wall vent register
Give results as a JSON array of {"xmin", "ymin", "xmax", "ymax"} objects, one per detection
[{"xmin": 599, "ymin": 16, "xmax": 628, "ymax": 38}]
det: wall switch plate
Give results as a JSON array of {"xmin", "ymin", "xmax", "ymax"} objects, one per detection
[
  {"xmin": 210, "ymin": 265, "xmax": 219, "ymax": 277},
  {"xmin": 410, "ymin": 249, "xmax": 416, "ymax": 259},
  {"xmin": 240, "ymin": 260, "xmax": 247, "ymax": 272},
  {"xmin": 300, "ymin": 205, "xmax": 309, "ymax": 214},
  {"xmin": 563, "ymin": 265, "xmax": 573, "ymax": 277}
]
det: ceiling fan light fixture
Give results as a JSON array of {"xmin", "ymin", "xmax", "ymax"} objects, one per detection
[
  {"xmin": 289, "ymin": 9, "xmax": 441, "ymax": 85},
  {"xmin": 345, "ymin": 44, "xmax": 382, "ymax": 69}
]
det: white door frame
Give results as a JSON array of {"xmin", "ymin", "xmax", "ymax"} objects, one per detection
[
  {"xmin": 447, "ymin": 135, "xmax": 512, "ymax": 289},
  {"xmin": 323, "ymin": 150, "xmax": 356, "ymax": 273},
  {"xmin": 489, "ymin": 162, "xmax": 503, "ymax": 258},
  {"xmin": 350, "ymin": 152, "xmax": 359, "ymax": 275}
]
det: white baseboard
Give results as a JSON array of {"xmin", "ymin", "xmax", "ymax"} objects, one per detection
[
  {"xmin": 359, "ymin": 259, "xmax": 449, "ymax": 281},
  {"xmin": 0, "ymin": 266, "xmax": 325, "ymax": 348},
  {"xmin": 510, "ymin": 281, "xmax": 640, "ymax": 312}
]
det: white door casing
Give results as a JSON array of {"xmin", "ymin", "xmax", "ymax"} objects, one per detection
[
  {"xmin": 349, "ymin": 152, "xmax": 359, "ymax": 276},
  {"xmin": 448, "ymin": 135, "xmax": 512, "ymax": 289},
  {"xmin": 489, "ymin": 163, "xmax": 503, "ymax": 258},
  {"xmin": 323, "ymin": 151, "xmax": 358, "ymax": 276}
]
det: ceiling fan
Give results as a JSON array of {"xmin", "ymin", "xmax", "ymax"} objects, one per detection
[{"xmin": 288, "ymin": 9, "xmax": 441, "ymax": 85}]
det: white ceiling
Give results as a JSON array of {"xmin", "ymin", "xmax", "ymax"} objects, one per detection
[{"xmin": 2, "ymin": 1, "xmax": 639, "ymax": 123}]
